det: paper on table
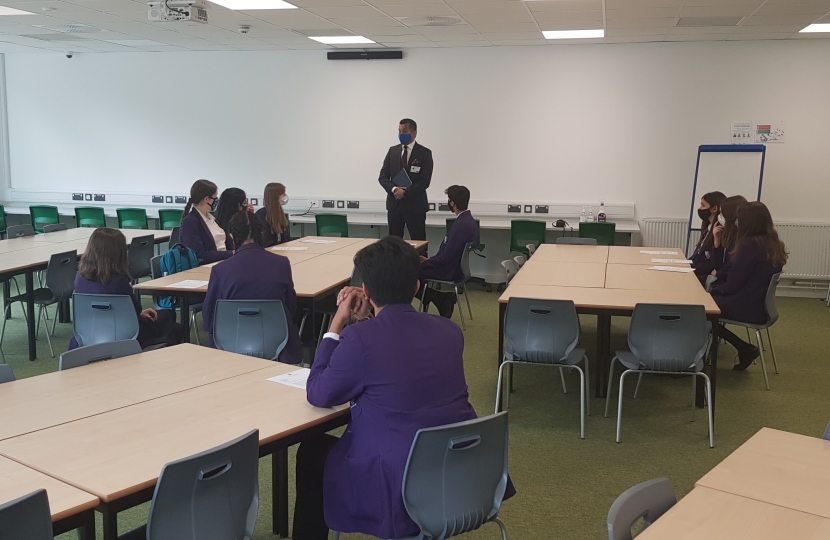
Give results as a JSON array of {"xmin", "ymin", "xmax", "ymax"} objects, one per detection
[
  {"xmin": 647, "ymin": 266, "xmax": 695, "ymax": 273},
  {"xmin": 267, "ymin": 368, "xmax": 310, "ymax": 390},
  {"xmin": 651, "ymin": 259, "xmax": 693, "ymax": 264},
  {"xmin": 640, "ymin": 250, "xmax": 679, "ymax": 255},
  {"xmin": 300, "ymin": 239, "xmax": 336, "ymax": 244},
  {"xmin": 165, "ymin": 280, "xmax": 209, "ymax": 288},
  {"xmin": 273, "ymin": 247, "xmax": 308, "ymax": 251}
]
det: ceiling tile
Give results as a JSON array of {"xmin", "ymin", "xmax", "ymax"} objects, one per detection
[
  {"xmin": 531, "ymin": 10, "xmax": 603, "ymax": 23},
  {"xmin": 605, "ymin": 0, "xmax": 682, "ymax": 8},
  {"xmin": 288, "ymin": 0, "xmax": 366, "ymax": 6},
  {"xmin": 606, "ymin": 17, "xmax": 674, "ymax": 28},
  {"xmin": 526, "ymin": 1, "xmax": 602, "ymax": 12},
  {"xmin": 605, "ymin": 7, "xmax": 679, "ymax": 19},
  {"xmin": 375, "ymin": 4, "xmax": 456, "ymax": 17},
  {"xmin": 462, "ymin": 12, "xmax": 534, "ymax": 24},
  {"xmin": 753, "ymin": 4, "xmax": 830, "ymax": 17},
  {"xmin": 470, "ymin": 21, "xmax": 538, "ymax": 33},
  {"xmin": 487, "ymin": 37, "xmax": 548, "ymax": 45},
  {"xmin": 606, "ymin": 35, "xmax": 666, "ymax": 42},
  {"xmin": 434, "ymin": 40, "xmax": 489, "ymax": 46},
  {"xmin": 327, "ymin": 17, "xmax": 403, "ymax": 27},
  {"xmin": 302, "ymin": 6, "xmax": 387, "ymax": 18},
  {"xmin": 481, "ymin": 30, "xmax": 543, "ymax": 40},
  {"xmin": 446, "ymin": 2, "xmax": 529, "ymax": 15},
  {"xmin": 607, "ymin": 27, "xmax": 668, "ymax": 35},
  {"xmin": 369, "ymin": 34, "xmax": 430, "ymax": 41},
  {"xmin": 727, "ymin": 32, "xmax": 793, "ymax": 40},
  {"xmin": 678, "ymin": 6, "xmax": 757, "ymax": 18},
  {"xmin": 664, "ymin": 33, "xmax": 729, "ymax": 40},
  {"xmin": 743, "ymin": 14, "xmax": 819, "ymax": 25},
  {"xmin": 413, "ymin": 23, "xmax": 478, "ymax": 34}
]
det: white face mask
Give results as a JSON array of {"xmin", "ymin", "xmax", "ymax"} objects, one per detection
[
  {"xmin": 280, "ymin": 196, "xmax": 289, "ymax": 206},
  {"xmin": 717, "ymin": 214, "xmax": 726, "ymax": 227}
]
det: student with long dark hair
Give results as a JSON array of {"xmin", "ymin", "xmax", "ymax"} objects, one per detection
[
  {"xmin": 69, "ymin": 228, "xmax": 181, "ymax": 350},
  {"xmin": 180, "ymin": 179, "xmax": 233, "ymax": 264},
  {"xmin": 256, "ymin": 182, "xmax": 291, "ymax": 247},
  {"xmin": 710, "ymin": 195, "xmax": 748, "ymax": 284},
  {"xmin": 691, "ymin": 191, "xmax": 726, "ymax": 280},
  {"xmin": 711, "ymin": 202, "xmax": 787, "ymax": 370},
  {"xmin": 202, "ymin": 211, "xmax": 302, "ymax": 364},
  {"xmin": 215, "ymin": 187, "xmax": 254, "ymax": 249}
]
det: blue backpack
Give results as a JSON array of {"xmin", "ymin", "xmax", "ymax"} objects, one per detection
[{"xmin": 157, "ymin": 243, "xmax": 199, "ymax": 309}]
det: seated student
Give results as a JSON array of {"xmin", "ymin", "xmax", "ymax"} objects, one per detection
[
  {"xmin": 292, "ymin": 236, "xmax": 514, "ymax": 540},
  {"xmin": 215, "ymin": 187, "xmax": 255, "ymax": 250},
  {"xmin": 711, "ymin": 201, "xmax": 787, "ymax": 371},
  {"xmin": 180, "ymin": 179, "xmax": 233, "ymax": 264},
  {"xmin": 709, "ymin": 195, "xmax": 748, "ymax": 286},
  {"xmin": 691, "ymin": 191, "xmax": 726, "ymax": 282},
  {"xmin": 202, "ymin": 211, "xmax": 301, "ymax": 364},
  {"xmin": 69, "ymin": 228, "xmax": 181, "ymax": 350},
  {"xmin": 418, "ymin": 185, "xmax": 477, "ymax": 318},
  {"xmin": 256, "ymin": 182, "xmax": 291, "ymax": 247}
]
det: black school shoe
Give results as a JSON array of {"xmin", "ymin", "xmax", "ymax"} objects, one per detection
[{"xmin": 734, "ymin": 344, "xmax": 760, "ymax": 371}]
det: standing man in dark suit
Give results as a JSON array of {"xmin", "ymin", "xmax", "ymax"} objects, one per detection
[{"xmin": 378, "ymin": 118, "xmax": 433, "ymax": 240}]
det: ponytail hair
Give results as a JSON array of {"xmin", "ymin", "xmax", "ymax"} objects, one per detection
[
  {"xmin": 183, "ymin": 179, "xmax": 218, "ymax": 221},
  {"xmin": 228, "ymin": 210, "xmax": 263, "ymax": 250}
]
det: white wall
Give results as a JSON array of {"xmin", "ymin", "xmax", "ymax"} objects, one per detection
[{"xmin": 3, "ymin": 39, "xmax": 830, "ymax": 222}]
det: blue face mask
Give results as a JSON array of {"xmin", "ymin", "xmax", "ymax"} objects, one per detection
[{"xmin": 398, "ymin": 133, "xmax": 412, "ymax": 145}]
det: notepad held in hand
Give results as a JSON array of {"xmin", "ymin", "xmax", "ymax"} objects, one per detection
[{"xmin": 392, "ymin": 169, "xmax": 412, "ymax": 188}]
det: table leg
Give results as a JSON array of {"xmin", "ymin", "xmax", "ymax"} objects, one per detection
[
  {"xmin": 698, "ymin": 317, "xmax": 720, "ymax": 424},
  {"xmin": 181, "ymin": 296, "xmax": 191, "ymax": 344},
  {"xmin": 272, "ymin": 449, "xmax": 289, "ymax": 538},
  {"xmin": 3, "ymin": 279, "xmax": 11, "ymax": 319},
  {"xmin": 497, "ymin": 303, "xmax": 505, "ymax": 370},
  {"xmin": 58, "ymin": 298, "xmax": 71, "ymax": 323},
  {"xmin": 78, "ymin": 509, "xmax": 96, "ymax": 540},
  {"xmin": 26, "ymin": 270, "xmax": 36, "ymax": 361},
  {"xmin": 101, "ymin": 505, "xmax": 118, "ymax": 540},
  {"xmin": 596, "ymin": 314, "xmax": 612, "ymax": 398}
]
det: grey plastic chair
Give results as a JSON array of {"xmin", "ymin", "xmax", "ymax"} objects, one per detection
[
  {"xmin": 0, "ymin": 363, "xmax": 15, "ymax": 383},
  {"xmin": 556, "ymin": 237, "xmax": 598, "ymax": 245},
  {"xmin": 501, "ymin": 259, "xmax": 519, "ymax": 284},
  {"xmin": 607, "ymin": 478, "xmax": 676, "ymax": 540},
  {"xmin": 150, "ymin": 255, "xmax": 202, "ymax": 345},
  {"xmin": 213, "ymin": 300, "xmax": 289, "ymax": 360},
  {"xmin": 59, "ymin": 339, "xmax": 142, "ymax": 371},
  {"xmin": 525, "ymin": 243, "xmax": 536, "ymax": 257},
  {"xmin": 72, "ymin": 293, "xmax": 140, "ymax": 347},
  {"xmin": 42, "ymin": 223, "xmax": 68, "ymax": 233},
  {"xmin": 0, "ymin": 489, "xmax": 54, "ymax": 540},
  {"xmin": 497, "ymin": 298, "xmax": 590, "ymax": 438},
  {"xmin": 513, "ymin": 255, "xmax": 525, "ymax": 268},
  {"xmin": 822, "ymin": 422, "xmax": 830, "ymax": 441},
  {"xmin": 128, "ymin": 234, "xmax": 155, "ymax": 282},
  {"xmin": 169, "ymin": 226, "xmax": 181, "ymax": 248},
  {"xmin": 6, "ymin": 223, "xmax": 36, "ymax": 238},
  {"xmin": 419, "ymin": 242, "xmax": 474, "ymax": 331},
  {"xmin": 604, "ymin": 304, "xmax": 713, "ymax": 448},
  {"xmin": 349, "ymin": 265, "xmax": 363, "ymax": 288},
  {"xmin": 1, "ymin": 250, "xmax": 77, "ymax": 358},
  {"xmin": 121, "ymin": 429, "xmax": 259, "ymax": 540},
  {"xmin": 334, "ymin": 413, "xmax": 509, "ymax": 540},
  {"xmin": 720, "ymin": 272, "xmax": 782, "ymax": 390}
]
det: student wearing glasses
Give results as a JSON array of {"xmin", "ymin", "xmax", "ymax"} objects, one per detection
[{"xmin": 180, "ymin": 179, "xmax": 233, "ymax": 264}]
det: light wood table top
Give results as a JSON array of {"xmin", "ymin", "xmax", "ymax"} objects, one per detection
[
  {"xmin": 0, "ymin": 344, "xmax": 277, "ymax": 441},
  {"xmin": 292, "ymin": 254, "xmax": 358, "ymax": 297},
  {"xmin": 530, "ymin": 244, "xmax": 609, "ymax": 263},
  {"xmin": 273, "ymin": 236, "xmax": 367, "ymax": 255},
  {"xmin": 509, "ymin": 261, "xmax": 607, "ymax": 288},
  {"xmin": 263, "ymin": 251, "xmax": 324, "ymax": 265},
  {"xmin": 637, "ymin": 487, "xmax": 830, "ymax": 540},
  {"xmin": 605, "ymin": 264, "xmax": 702, "ymax": 292},
  {"xmin": 0, "ymin": 364, "xmax": 349, "ymax": 502},
  {"xmin": 132, "ymin": 269, "xmax": 210, "ymax": 293},
  {"xmin": 608, "ymin": 246, "xmax": 688, "ymax": 265},
  {"xmin": 696, "ymin": 428, "xmax": 830, "ymax": 519},
  {"xmin": 0, "ymin": 455, "xmax": 99, "ymax": 522}
]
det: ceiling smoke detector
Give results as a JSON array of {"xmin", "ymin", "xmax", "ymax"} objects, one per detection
[{"xmin": 397, "ymin": 16, "xmax": 462, "ymax": 27}]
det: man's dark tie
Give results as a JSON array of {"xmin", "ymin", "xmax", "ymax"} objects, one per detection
[{"xmin": 401, "ymin": 145, "xmax": 408, "ymax": 169}]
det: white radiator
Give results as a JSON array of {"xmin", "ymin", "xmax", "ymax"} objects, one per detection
[{"xmin": 641, "ymin": 218, "xmax": 688, "ymax": 250}]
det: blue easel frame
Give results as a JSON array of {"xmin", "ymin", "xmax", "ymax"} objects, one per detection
[{"xmin": 686, "ymin": 144, "xmax": 766, "ymax": 254}]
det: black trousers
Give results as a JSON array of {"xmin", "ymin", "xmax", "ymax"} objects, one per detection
[
  {"xmin": 720, "ymin": 325, "xmax": 752, "ymax": 351},
  {"xmin": 292, "ymin": 434, "xmax": 339, "ymax": 540},
  {"xmin": 388, "ymin": 209, "xmax": 426, "ymax": 240}
]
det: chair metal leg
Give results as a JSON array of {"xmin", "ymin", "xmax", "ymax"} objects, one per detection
[
  {"xmin": 691, "ymin": 375, "xmax": 696, "ymax": 422},
  {"xmin": 574, "ymin": 365, "xmax": 585, "ymax": 439},
  {"xmin": 463, "ymin": 283, "xmax": 473, "ymax": 320},
  {"xmin": 616, "ymin": 370, "xmax": 630, "ymax": 443},
  {"xmin": 50, "ymin": 305, "xmax": 59, "ymax": 337},
  {"xmin": 756, "ymin": 329, "xmax": 770, "ymax": 390},
  {"xmin": 494, "ymin": 516, "xmax": 508, "ymax": 540},
  {"xmin": 495, "ymin": 360, "xmax": 510, "ymax": 413},
  {"xmin": 559, "ymin": 367, "xmax": 567, "ymax": 394},
  {"xmin": 39, "ymin": 306, "xmax": 55, "ymax": 358},
  {"xmin": 190, "ymin": 312, "xmax": 201, "ymax": 346},
  {"xmin": 583, "ymin": 354, "xmax": 591, "ymax": 417},
  {"xmin": 332, "ymin": 532, "xmax": 340, "ymax": 540},
  {"xmin": 766, "ymin": 327, "xmax": 779, "ymax": 374},
  {"xmin": 419, "ymin": 282, "xmax": 429, "ymax": 313},
  {"xmin": 703, "ymin": 373, "xmax": 714, "ymax": 448},
  {"xmin": 454, "ymin": 286, "xmax": 466, "ymax": 331},
  {"xmin": 633, "ymin": 373, "xmax": 643, "ymax": 399},
  {"xmin": 317, "ymin": 313, "xmax": 331, "ymax": 346},
  {"xmin": 604, "ymin": 357, "xmax": 618, "ymax": 418},
  {"xmin": 35, "ymin": 304, "xmax": 43, "ymax": 340}
]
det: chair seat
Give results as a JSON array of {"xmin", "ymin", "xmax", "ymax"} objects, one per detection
[
  {"xmin": 615, "ymin": 350, "xmax": 702, "ymax": 373},
  {"xmin": 424, "ymin": 278, "xmax": 464, "ymax": 286},
  {"xmin": 720, "ymin": 318, "xmax": 770, "ymax": 331},
  {"xmin": 8, "ymin": 288, "xmax": 56, "ymax": 306},
  {"xmin": 507, "ymin": 346, "xmax": 586, "ymax": 366}
]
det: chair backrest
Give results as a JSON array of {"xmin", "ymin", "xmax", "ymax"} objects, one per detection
[
  {"xmin": 146, "ymin": 429, "xmax": 259, "ymax": 540},
  {"xmin": 59, "ymin": 339, "xmax": 142, "ymax": 371},
  {"xmin": 0, "ymin": 203, "xmax": 6, "ymax": 234},
  {"xmin": 556, "ymin": 237, "xmax": 598, "ymax": 245},
  {"xmin": 822, "ymin": 421, "xmax": 830, "ymax": 441},
  {"xmin": 158, "ymin": 209, "xmax": 184, "ymax": 230},
  {"xmin": 0, "ymin": 363, "xmax": 15, "ymax": 384},
  {"xmin": 45, "ymin": 250, "xmax": 78, "ymax": 303},
  {"xmin": 579, "ymin": 222, "xmax": 616, "ymax": 246},
  {"xmin": 29, "ymin": 205, "xmax": 59, "ymax": 233},
  {"xmin": 503, "ymin": 298, "xmax": 581, "ymax": 364},
  {"xmin": 628, "ymin": 304, "xmax": 709, "ymax": 372},
  {"xmin": 607, "ymin": 478, "xmax": 676, "ymax": 540},
  {"xmin": 7, "ymin": 223, "xmax": 36, "ymax": 238},
  {"xmin": 764, "ymin": 272, "xmax": 782, "ymax": 327},
  {"xmin": 447, "ymin": 218, "xmax": 483, "ymax": 250},
  {"xmin": 526, "ymin": 243, "xmax": 536, "ymax": 256},
  {"xmin": 74, "ymin": 206, "xmax": 106, "ymax": 228},
  {"xmin": 509, "ymin": 220, "xmax": 546, "ymax": 255},
  {"xmin": 213, "ymin": 300, "xmax": 289, "ymax": 360},
  {"xmin": 513, "ymin": 255, "xmax": 525, "ymax": 267},
  {"xmin": 402, "ymin": 413, "xmax": 509, "ymax": 539},
  {"xmin": 315, "ymin": 213, "xmax": 349, "ymax": 238},
  {"xmin": 72, "ymin": 294, "xmax": 140, "ymax": 347},
  {"xmin": 0, "ymin": 489, "xmax": 54, "ymax": 540},
  {"xmin": 501, "ymin": 260, "xmax": 518, "ymax": 284},
  {"xmin": 349, "ymin": 265, "xmax": 363, "ymax": 287},
  {"xmin": 169, "ymin": 226, "xmax": 181, "ymax": 247},
  {"xmin": 128, "ymin": 234, "xmax": 155, "ymax": 280},
  {"xmin": 117, "ymin": 208, "xmax": 149, "ymax": 229},
  {"xmin": 42, "ymin": 223, "xmax": 68, "ymax": 233},
  {"xmin": 458, "ymin": 242, "xmax": 473, "ymax": 283}
]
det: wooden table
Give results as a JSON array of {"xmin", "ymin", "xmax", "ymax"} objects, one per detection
[
  {"xmin": 605, "ymin": 264, "xmax": 697, "ymax": 291},
  {"xmin": 530, "ymin": 244, "xmax": 609, "ymax": 263},
  {"xmin": 607, "ymin": 246, "xmax": 688, "ymax": 265},
  {"xmin": 509, "ymin": 261, "xmax": 607, "ymax": 288},
  {"xmin": 0, "ymin": 455, "xmax": 98, "ymax": 540}
]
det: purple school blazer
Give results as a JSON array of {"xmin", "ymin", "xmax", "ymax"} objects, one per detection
[
  {"xmin": 179, "ymin": 209, "xmax": 233, "ymax": 264},
  {"xmin": 711, "ymin": 237, "xmax": 781, "ymax": 325},
  {"xmin": 419, "ymin": 210, "xmax": 478, "ymax": 283}
]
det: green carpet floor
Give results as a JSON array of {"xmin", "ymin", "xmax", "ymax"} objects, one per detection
[{"xmin": 2, "ymin": 286, "xmax": 829, "ymax": 540}]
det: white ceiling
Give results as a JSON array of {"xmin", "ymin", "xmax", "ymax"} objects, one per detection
[{"xmin": 0, "ymin": 0, "xmax": 828, "ymax": 53}]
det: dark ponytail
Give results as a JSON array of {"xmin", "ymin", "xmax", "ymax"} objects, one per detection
[
  {"xmin": 183, "ymin": 179, "xmax": 218, "ymax": 222},
  {"xmin": 228, "ymin": 210, "xmax": 263, "ymax": 250}
]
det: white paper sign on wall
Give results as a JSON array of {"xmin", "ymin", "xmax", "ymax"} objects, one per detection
[
  {"xmin": 755, "ymin": 121, "xmax": 785, "ymax": 143},
  {"xmin": 730, "ymin": 121, "xmax": 754, "ymax": 144}
]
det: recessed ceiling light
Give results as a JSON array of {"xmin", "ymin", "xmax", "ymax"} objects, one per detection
[
  {"xmin": 800, "ymin": 24, "xmax": 830, "ymax": 33},
  {"xmin": 543, "ymin": 29, "xmax": 604, "ymax": 40},
  {"xmin": 309, "ymin": 36, "xmax": 375, "ymax": 44},
  {"xmin": 210, "ymin": 0, "xmax": 296, "ymax": 10},
  {"xmin": 0, "ymin": 6, "xmax": 35, "ymax": 15}
]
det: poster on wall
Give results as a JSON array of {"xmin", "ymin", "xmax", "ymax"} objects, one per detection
[
  {"xmin": 755, "ymin": 121, "xmax": 785, "ymax": 143},
  {"xmin": 730, "ymin": 121, "xmax": 754, "ymax": 144}
]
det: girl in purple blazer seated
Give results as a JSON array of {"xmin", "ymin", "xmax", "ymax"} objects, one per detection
[
  {"xmin": 179, "ymin": 179, "xmax": 233, "ymax": 264},
  {"xmin": 708, "ymin": 195, "xmax": 748, "ymax": 287},
  {"xmin": 711, "ymin": 202, "xmax": 787, "ymax": 371},
  {"xmin": 202, "ymin": 211, "xmax": 302, "ymax": 364},
  {"xmin": 690, "ymin": 191, "xmax": 726, "ymax": 282},
  {"xmin": 293, "ymin": 236, "xmax": 514, "ymax": 540},
  {"xmin": 255, "ymin": 182, "xmax": 291, "ymax": 248},
  {"xmin": 69, "ymin": 228, "xmax": 181, "ymax": 350}
]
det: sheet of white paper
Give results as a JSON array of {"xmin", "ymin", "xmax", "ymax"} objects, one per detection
[
  {"xmin": 640, "ymin": 250, "xmax": 679, "ymax": 255},
  {"xmin": 267, "ymin": 368, "xmax": 310, "ymax": 390},
  {"xmin": 166, "ymin": 280, "xmax": 209, "ymax": 289},
  {"xmin": 651, "ymin": 259, "xmax": 693, "ymax": 264},
  {"xmin": 300, "ymin": 239, "xmax": 336, "ymax": 244},
  {"xmin": 273, "ymin": 247, "xmax": 309, "ymax": 251},
  {"xmin": 647, "ymin": 266, "xmax": 695, "ymax": 273}
]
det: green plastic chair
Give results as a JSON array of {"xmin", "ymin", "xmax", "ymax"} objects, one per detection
[
  {"xmin": 158, "ymin": 209, "xmax": 184, "ymax": 230},
  {"xmin": 74, "ymin": 206, "xmax": 106, "ymax": 228},
  {"xmin": 315, "ymin": 214, "xmax": 349, "ymax": 238},
  {"xmin": 579, "ymin": 222, "xmax": 616, "ymax": 246},
  {"xmin": 116, "ymin": 208, "xmax": 149, "ymax": 230},
  {"xmin": 509, "ymin": 220, "xmax": 546, "ymax": 256},
  {"xmin": 29, "ymin": 205, "xmax": 59, "ymax": 234},
  {"xmin": 0, "ymin": 204, "xmax": 7, "ymax": 238},
  {"xmin": 447, "ymin": 218, "xmax": 485, "ymax": 255}
]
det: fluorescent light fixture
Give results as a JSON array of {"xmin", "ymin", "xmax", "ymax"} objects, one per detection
[
  {"xmin": 0, "ymin": 6, "xmax": 35, "ymax": 15},
  {"xmin": 543, "ymin": 29, "xmax": 604, "ymax": 40},
  {"xmin": 800, "ymin": 24, "xmax": 830, "ymax": 33},
  {"xmin": 309, "ymin": 36, "xmax": 375, "ymax": 45},
  {"xmin": 210, "ymin": 0, "xmax": 296, "ymax": 10}
]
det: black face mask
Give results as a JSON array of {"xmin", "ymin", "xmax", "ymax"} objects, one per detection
[{"xmin": 698, "ymin": 208, "xmax": 712, "ymax": 222}]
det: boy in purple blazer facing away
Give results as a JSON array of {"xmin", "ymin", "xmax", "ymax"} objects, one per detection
[{"xmin": 293, "ymin": 236, "xmax": 513, "ymax": 540}]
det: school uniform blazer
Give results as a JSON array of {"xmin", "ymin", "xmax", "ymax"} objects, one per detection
[
  {"xmin": 202, "ymin": 243, "xmax": 302, "ymax": 364},
  {"xmin": 68, "ymin": 274, "xmax": 140, "ymax": 350},
  {"xmin": 306, "ymin": 304, "xmax": 478, "ymax": 539},
  {"xmin": 378, "ymin": 142, "xmax": 433, "ymax": 215},
  {"xmin": 419, "ymin": 210, "xmax": 478, "ymax": 283},
  {"xmin": 180, "ymin": 209, "xmax": 233, "ymax": 264},
  {"xmin": 711, "ymin": 237, "xmax": 781, "ymax": 325},
  {"xmin": 255, "ymin": 207, "xmax": 290, "ymax": 248},
  {"xmin": 690, "ymin": 226, "xmax": 718, "ymax": 277}
]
